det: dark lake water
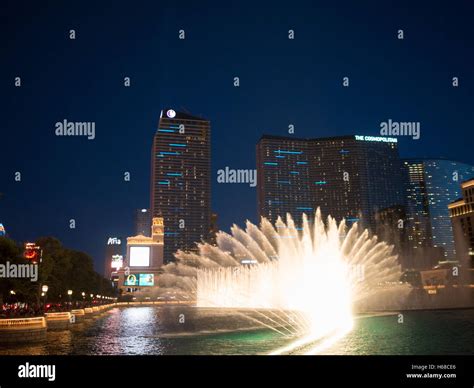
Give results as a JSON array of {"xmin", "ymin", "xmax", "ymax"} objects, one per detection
[{"xmin": 1, "ymin": 306, "xmax": 473, "ymax": 355}]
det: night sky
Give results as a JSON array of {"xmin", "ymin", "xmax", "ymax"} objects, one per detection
[{"xmin": 2, "ymin": 0, "xmax": 473, "ymax": 271}]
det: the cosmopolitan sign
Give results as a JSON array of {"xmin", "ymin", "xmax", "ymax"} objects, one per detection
[
  {"xmin": 107, "ymin": 237, "xmax": 121, "ymax": 245},
  {"xmin": 354, "ymin": 135, "xmax": 397, "ymax": 143}
]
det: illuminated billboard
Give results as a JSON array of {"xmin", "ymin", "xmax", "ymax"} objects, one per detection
[
  {"xmin": 139, "ymin": 274, "xmax": 154, "ymax": 286},
  {"xmin": 129, "ymin": 246, "xmax": 150, "ymax": 267},
  {"xmin": 123, "ymin": 273, "xmax": 155, "ymax": 286},
  {"xmin": 0, "ymin": 223, "xmax": 5, "ymax": 236},
  {"xmin": 111, "ymin": 254, "xmax": 123, "ymax": 270},
  {"xmin": 124, "ymin": 274, "xmax": 139, "ymax": 286},
  {"xmin": 24, "ymin": 243, "xmax": 41, "ymax": 263}
]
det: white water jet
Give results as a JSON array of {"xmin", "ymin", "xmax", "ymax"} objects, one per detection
[{"xmin": 162, "ymin": 209, "xmax": 402, "ymax": 351}]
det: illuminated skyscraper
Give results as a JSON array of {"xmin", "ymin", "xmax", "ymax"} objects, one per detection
[
  {"xmin": 256, "ymin": 135, "xmax": 405, "ymax": 230},
  {"xmin": 404, "ymin": 159, "xmax": 474, "ymax": 260},
  {"xmin": 150, "ymin": 109, "xmax": 211, "ymax": 263}
]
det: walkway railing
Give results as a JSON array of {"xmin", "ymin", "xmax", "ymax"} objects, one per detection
[{"xmin": 0, "ymin": 317, "xmax": 46, "ymax": 330}]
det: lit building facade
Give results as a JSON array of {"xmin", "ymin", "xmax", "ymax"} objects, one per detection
[
  {"xmin": 135, "ymin": 208, "xmax": 151, "ymax": 237},
  {"xmin": 257, "ymin": 135, "xmax": 405, "ymax": 231},
  {"xmin": 404, "ymin": 159, "xmax": 474, "ymax": 260},
  {"xmin": 150, "ymin": 109, "xmax": 211, "ymax": 263},
  {"xmin": 449, "ymin": 179, "xmax": 474, "ymax": 267},
  {"xmin": 118, "ymin": 217, "xmax": 164, "ymax": 296},
  {"xmin": 104, "ymin": 237, "xmax": 124, "ymax": 282}
]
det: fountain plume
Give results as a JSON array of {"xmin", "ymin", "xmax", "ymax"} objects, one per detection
[{"xmin": 160, "ymin": 209, "xmax": 404, "ymax": 349}]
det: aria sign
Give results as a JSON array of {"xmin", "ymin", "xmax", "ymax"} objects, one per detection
[{"xmin": 107, "ymin": 237, "xmax": 121, "ymax": 245}]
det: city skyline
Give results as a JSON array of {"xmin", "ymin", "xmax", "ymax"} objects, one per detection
[
  {"xmin": 2, "ymin": 1, "xmax": 474, "ymax": 271},
  {"xmin": 2, "ymin": 1, "xmax": 474, "ymax": 375}
]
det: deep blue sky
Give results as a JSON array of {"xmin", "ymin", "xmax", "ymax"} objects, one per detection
[{"xmin": 1, "ymin": 0, "xmax": 473, "ymax": 272}]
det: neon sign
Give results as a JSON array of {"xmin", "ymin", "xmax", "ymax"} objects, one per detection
[{"xmin": 354, "ymin": 135, "xmax": 397, "ymax": 143}]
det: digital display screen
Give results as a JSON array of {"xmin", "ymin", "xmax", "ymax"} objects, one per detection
[
  {"xmin": 123, "ymin": 273, "xmax": 154, "ymax": 286},
  {"xmin": 129, "ymin": 246, "xmax": 150, "ymax": 267},
  {"xmin": 124, "ymin": 274, "xmax": 139, "ymax": 286},
  {"xmin": 139, "ymin": 274, "xmax": 154, "ymax": 286},
  {"xmin": 24, "ymin": 243, "xmax": 41, "ymax": 263},
  {"xmin": 111, "ymin": 254, "xmax": 123, "ymax": 269}
]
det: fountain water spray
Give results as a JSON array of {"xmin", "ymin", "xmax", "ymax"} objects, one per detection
[{"xmin": 159, "ymin": 209, "xmax": 402, "ymax": 353}]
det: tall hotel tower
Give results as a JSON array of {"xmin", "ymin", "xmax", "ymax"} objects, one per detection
[
  {"xmin": 403, "ymin": 159, "xmax": 474, "ymax": 260},
  {"xmin": 256, "ymin": 134, "xmax": 405, "ymax": 231},
  {"xmin": 151, "ymin": 108, "xmax": 211, "ymax": 263}
]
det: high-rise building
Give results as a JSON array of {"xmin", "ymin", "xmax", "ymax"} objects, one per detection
[
  {"xmin": 448, "ymin": 179, "xmax": 474, "ymax": 267},
  {"xmin": 256, "ymin": 134, "xmax": 405, "ymax": 230},
  {"xmin": 209, "ymin": 212, "xmax": 219, "ymax": 245},
  {"xmin": 150, "ymin": 109, "xmax": 211, "ymax": 263},
  {"xmin": 135, "ymin": 208, "xmax": 151, "ymax": 237},
  {"xmin": 404, "ymin": 159, "xmax": 474, "ymax": 261},
  {"xmin": 374, "ymin": 205, "xmax": 410, "ymax": 268}
]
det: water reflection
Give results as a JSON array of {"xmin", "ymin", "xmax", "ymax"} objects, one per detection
[{"xmin": 1, "ymin": 307, "xmax": 473, "ymax": 355}]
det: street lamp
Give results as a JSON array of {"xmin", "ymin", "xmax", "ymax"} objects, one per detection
[
  {"xmin": 67, "ymin": 290, "xmax": 73, "ymax": 309},
  {"xmin": 41, "ymin": 285, "xmax": 48, "ymax": 313}
]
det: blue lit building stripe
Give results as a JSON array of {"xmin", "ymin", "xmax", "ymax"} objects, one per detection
[
  {"xmin": 158, "ymin": 129, "xmax": 175, "ymax": 133},
  {"xmin": 166, "ymin": 173, "xmax": 183, "ymax": 176},
  {"xmin": 274, "ymin": 150, "xmax": 303, "ymax": 155},
  {"xmin": 315, "ymin": 181, "xmax": 327, "ymax": 185},
  {"xmin": 158, "ymin": 180, "xmax": 171, "ymax": 185},
  {"xmin": 277, "ymin": 180, "xmax": 291, "ymax": 184},
  {"xmin": 346, "ymin": 218, "xmax": 359, "ymax": 222},
  {"xmin": 296, "ymin": 161, "xmax": 308, "ymax": 165},
  {"xmin": 169, "ymin": 143, "xmax": 187, "ymax": 147},
  {"xmin": 296, "ymin": 207, "xmax": 313, "ymax": 210},
  {"xmin": 159, "ymin": 151, "xmax": 181, "ymax": 156},
  {"xmin": 290, "ymin": 171, "xmax": 300, "ymax": 174},
  {"xmin": 264, "ymin": 162, "xmax": 278, "ymax": 166},
  {"xmin": 275, "ymin": 156, "xmax": 286, "ymax": 159}
]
